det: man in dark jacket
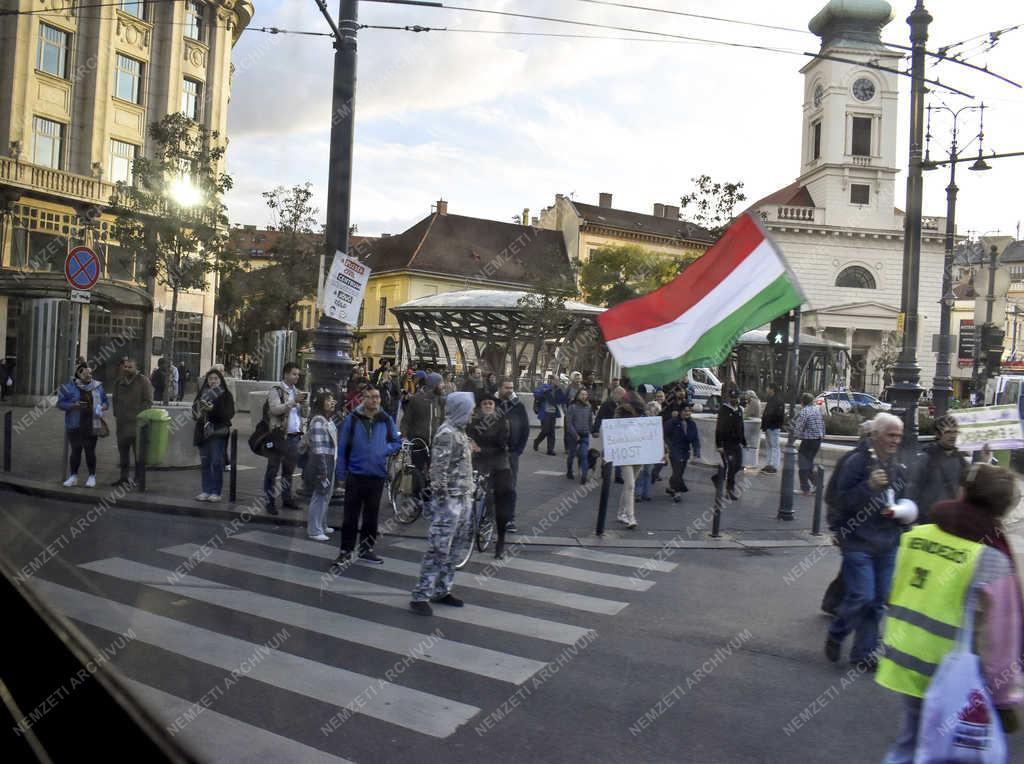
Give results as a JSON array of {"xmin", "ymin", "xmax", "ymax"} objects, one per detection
[
  {"xmin": 905, "ymin": 414, "xmax": 968, "ymax": 523},
  {"xmin": 825, "ymin": 413, "xmax": 917, "ymax": 669},
  {"xmin": 714, "ymin": 388, "xmax": 746, "ymax": 500},
  {"xmin": 400, "ymin": 371, "xmax": 445, "ymax": 505},
  {"xmin": 497, "ymin": 377, "xmax": 529, "ymax": 532},
  {"xmin": 111, "ymin": 358, "xmax": 153, "ymax": 486},
  {"xmin": 334, "ymin": 386, "xmax": 402, "ymax": 565},
  {"xmin": 760, "ymin": 383, "xmax": 785, "ymax": 474},
  {"xmin": 532, "ymin": 374, "xmax": 562, "ymax": 455}
]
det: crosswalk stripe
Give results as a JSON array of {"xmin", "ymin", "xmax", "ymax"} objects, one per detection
[
  {"xmin": 555, "ymin": 548, "xmax": 677, "ymax": 572},
  {"xmin": 159, "ymin": 543, "xmax": 592, "ymax": 645},
  {"xmin": 80, "ymin": 557, "xmax": 546, "ymax": 685},
  {"xmin": 391, "ymin": 540, "xmax": 655, "ymax": 591},
  {"xmin": 118, "ymin": 677, "xmax": 354, "ymax": 763},
  {"xmin": 28, "ymin": 578, "xmax": 479, "ymax": 739},
  {"xmin": 534, "ymin": 470, "xmax": 566, "ymax": 476},
  {"xmin": 232, "ymin": 531, "xmax": 628, "ymax": 616}
]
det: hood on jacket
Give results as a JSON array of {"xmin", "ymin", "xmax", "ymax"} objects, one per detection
[
  {"xmin": 423, "ymin": 372, "xmax": 443, "ymax": 391},
  {"xmin": 444, "ymin": 392, "xmax": 474, "ymax": 428}
]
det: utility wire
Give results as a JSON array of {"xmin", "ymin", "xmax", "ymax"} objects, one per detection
[
  {"xmin": 359, "ymin": 23, "xmax": 713, "ymax": 44},
  {"xmin": 251, "ymin": 26, "xmax": 335, "ymax": 37},
  {"xmin": 0, "ymin": 0, "xmax": 181, "ymax": 17},
  {"xmin": 564, "ymin": 0, "xmax": 808, "ymax": 35},
  {"xmin": 936, "ymin": 23, "xmax": 1022, "ymax": 57}
]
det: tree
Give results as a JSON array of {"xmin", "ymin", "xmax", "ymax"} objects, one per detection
[
  {"xmin": 110, "ymin": 113, "xmax": 233, "ymax": 402},
  {"xmin": 578, "ymin": 244, "xmax": 691, "ymax": 307},
  {"xmin": 872, "ymin": 331, "xmax": 902, "ymax": 390},
  {"xmin": 218, "ymin": 184, "xmax": 323, "ymax": 355},
  {"xmin": 679, "ymin": 174, "xmax": 747, "ymax": 236}
]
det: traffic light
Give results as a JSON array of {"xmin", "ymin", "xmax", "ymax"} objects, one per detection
[
  {"xmin": 982, "ymin": 324, "xmax": 1005, "ymax": 378},
  {"xmin": 768, "ymin": 314, "xmax": 790, "ymax": 347}
]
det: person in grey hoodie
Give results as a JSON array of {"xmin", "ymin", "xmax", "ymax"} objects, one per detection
[
  {"xmin": 565, "ymin": 388, "xmax": 594, "ymax": 482},
  {"xmin": 410, "ymin": 392, "xmax": 475, "ymax": 616}
]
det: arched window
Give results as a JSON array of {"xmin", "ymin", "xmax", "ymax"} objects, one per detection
[
  {"xmin": 382, "ymin": 336, "xmax": 397, "ymax": 357},
  {"xmin": 835, "ymin": 266, "xmax": 876, "ymax": 289}
]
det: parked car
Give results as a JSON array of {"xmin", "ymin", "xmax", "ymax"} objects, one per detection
[{"xmin": 813, "ymin": 391, "xmax": 892, "ymax": 415}]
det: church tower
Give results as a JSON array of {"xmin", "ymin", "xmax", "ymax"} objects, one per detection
[{"xmin": 798, "ymin": 0, "xmax": 902, "ymax": 230}]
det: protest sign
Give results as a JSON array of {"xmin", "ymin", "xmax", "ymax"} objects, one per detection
[
  {"xmin": 322, "ymin": 251, "xmax": 370, "ymax": 325},
  {"xmin": 600, "ymin": 417, "xmax": 663, "ymax": 466},
  {"xmin": 951, "ymin": 404, "xmax": 1024, "ymax": 452}
]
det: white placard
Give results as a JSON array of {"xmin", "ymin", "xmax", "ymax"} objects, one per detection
[
  {"xmin": 600, "ymin": 417, "xmax": 663, "ymax": 466},
  {"xmin": 321, "ymin": 251, "xmax": 370, "ymax": 325},
  {"xmin": 69, "ymin": 289, "xmax": 91, "ymax": 304},
  {"xmin": 950, "ymin": 404, "xmax": 1024, "ymax": 452}
]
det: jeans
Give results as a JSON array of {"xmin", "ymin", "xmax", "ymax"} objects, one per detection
[
  {"xmin": 67, "ymin": 429, "xmax": 98, "ymax": 476},
  {"xmin": 828, "ymin": 545, "xmax": 897, "ymax": 662},
  {"xmin": 669, "ymin": 457, "xmax": 689, "ymax": 493},
  {"xmin": 566, "ymin": 432, "xmax": 589, "ymax": 477},
  {"xmin": 798, "ymin": 438, "xmax": 822, "ymax": 491},
  {"xmin": 634, "ymin": 464, "xmax": 652, "ymax": 499},
  {"xmin": 534, "ymin": 412, "xmax": 557, "ymax": 454},
  {"xmin": 764, "ymin": 428, "xmax": 781, "ymax": 469},
  {"xmin": 117, "ymin": 432, "xmax": 137, "ymax": 480},
  {"xmin": 264, "ymin": 433, "xmax": 300, "ymax": 505},
  {"xmin": 882, "ymin": 696, "xmax": 922, "ymax": 764},
  {"xmin": 307, "ymin": 475, "xmax": 335, "ymax": 537},
  {"xmin": 199, "ymin": 436, "xmax": 227, "ymax": 496},
  {"xmin": 340, "ymin": 474, "xmax": 385, "ymax": 554}
]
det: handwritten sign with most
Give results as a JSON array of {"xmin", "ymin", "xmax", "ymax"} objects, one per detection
[
  {"xmin": 322, "ymin": 251, "xmax": 370, "ymax": 326},
  {"xmin": 600, "ymin": 417, "xmax": 663, "ymax": 466},
  {"xmin": 951, "ymin": 404, "xmax": 1024, "ymax": 451}
]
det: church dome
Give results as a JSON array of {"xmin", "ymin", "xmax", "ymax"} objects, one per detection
[{"xmin": 809, "ymin": 0, "xmax": 893, "ymax": 49}]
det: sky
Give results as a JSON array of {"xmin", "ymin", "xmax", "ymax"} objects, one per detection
[{"xmin": 222, "ymin": 0, "xmax": 1024, "ymax": 241}]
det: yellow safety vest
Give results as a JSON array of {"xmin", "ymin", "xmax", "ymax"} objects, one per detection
[{"xmin": 876, "ymin": 524, "xmax": 985, "ymax": 698}]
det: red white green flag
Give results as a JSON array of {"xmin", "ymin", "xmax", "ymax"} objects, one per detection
[{"xmin": 596, "ymin": 213, "xmax": 804, "ymax": 385}]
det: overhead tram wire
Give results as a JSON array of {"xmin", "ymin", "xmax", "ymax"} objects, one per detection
[
  {"xmin": 564, "ymin": 0, "xmax": 809, "ymax": 35},
  {"xmin": 358, "ymin": 24, "xmax": 717, "ymax": 45},
  {"xmin": 0, "ymin": 0, "xmax": 182, "ymax": 16}
]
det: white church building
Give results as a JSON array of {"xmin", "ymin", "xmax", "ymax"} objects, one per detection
[{"xmin": 749, "ymin": 0, "xmax": 946, "ymax": 395}]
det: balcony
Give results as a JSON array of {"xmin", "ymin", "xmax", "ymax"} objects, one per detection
[
  {"xmin": 0, "ymin": 157, "xmax": 116, "ymax": 207},
  {"xmin": 761, "ymin": 205, "xmax": 824, "ymax": 225}
]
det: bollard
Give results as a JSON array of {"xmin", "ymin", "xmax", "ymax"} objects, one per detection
[
  {"xmin": 710, "ymin": 459, "xmax": 725, "ymax": 538},
  {"xmin": 136, "ymin": 422, "xmax": 148, "ymax": 492},
  {"xmin": 811, "ymin": 465, "xmax": 825, "ymax": 536},
  {"xmin": 61, "ymin": 432, "xmax": 69, "ymax": 483},
  {"xmin": 594, "ymin": 460, "xmax": 613, "ymax": 536},
  {"xmin": 229, "ymin": 429, "xmax": 238, "ymax": 503},
  {"xmin": 3, "ymin": 410, "xmax": 11, "ymax": 472}
]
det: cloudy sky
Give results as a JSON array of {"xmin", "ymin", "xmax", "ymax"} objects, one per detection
[{"xmin": 223, "ymin": 0, "xmax": 1024, "ymax": 241}]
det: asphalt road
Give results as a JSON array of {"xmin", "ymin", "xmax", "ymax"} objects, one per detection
[{"xmin": 3, "ymin": 493, "xmax": 1018, "ymax": 764}]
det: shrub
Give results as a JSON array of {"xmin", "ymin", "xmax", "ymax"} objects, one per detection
[{"xmin": 825, "ymin": 413, "xmax": 861, "ymax": 436}]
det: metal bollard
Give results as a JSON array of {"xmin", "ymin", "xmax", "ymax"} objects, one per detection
[
  {"xmin": 594, "ymin": 460, "xmax": 613, "ymax": 536},
  {"xmin": 3, "ymin": 410, "xmax": 11, "ymax": 472},
  {"xmin": 811, "ymin": 466, "xmax": 825, "ymax": 536},
  {"xmin": 711, "ymin": 460, "xmax": 725, "ymax": 538},
  {"xmin": 229, "ymin": 429, "xmax": 238, "ymax": 502},
  {"xmin": 136, "ymin": 422, "xmax": 148, "ymax": 492},
  {"xmin": 61, "ymin": 432, "xmax": 69, "ymax": 483}
]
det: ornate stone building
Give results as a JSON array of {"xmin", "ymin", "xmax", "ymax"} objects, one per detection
[{"xmin": 0, "ymin": 0, "xmax": 252, "ymax": 395}]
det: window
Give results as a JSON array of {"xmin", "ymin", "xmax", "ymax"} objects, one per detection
[
  {"xmin": 184, "ymin": 1, "xmax": 203, "ymax": 40},
  {"xmin": 835, "ymin": 265, "xmax": 876, "ymax": 289},
  {"xmin": 850, "ymin": 184, "xmax": 870, "ymax": 205},
  {"xmin": 378, "ymin": 297, "xmax": 387, "ymax": 325},
  {"xmin": 382, "ymin": 337, "xmax": 397, "ymax": 357},
  {"xmin": 109, "ymin": 139, "xmax": 137, "ymax": 184},
  {"xmin": 851, "ymin": 116, "xmax": 872, "ymax": 156},
  {"xmin": 119, "ymin": 0, "xmax": 144, "ymax": 18},
  {"xmin": 31, "ymin": 116, "xmax": 63, "ymax": 169},
  {"xmin": 181, "ymin": 78, "xmax": 201, "ymax": 121},
  {"xmin": 114, "ymin": 54, "xmax": 143, "ymax": 103},
  {"xmin": 36, "ymin": 23, "xmax": 69, "ymax": 78},
  {"xmin": 811, "ymin": 120, "xmax": 822, "ymax": 160}
]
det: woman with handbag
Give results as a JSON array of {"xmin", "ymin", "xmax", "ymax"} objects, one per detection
[
  {"xmin": 192, "ymin": 368, "xmax": 235, "ymax": 502},
  {"xmin": 57, "ymin": 363, "xmax": 109, "ymax": 488},
  {"xmin": 302, "ymin": 392, "xmax": 338, "ymax": 541}
]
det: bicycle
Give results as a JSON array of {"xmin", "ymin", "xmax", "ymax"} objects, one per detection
[
  {"xmin": 455, "ymin": 471, "xmax": 495, "ymax": 569},
  {"xmin": 388, "ymin": 438, "xmax": 428, "ymax": 524}
]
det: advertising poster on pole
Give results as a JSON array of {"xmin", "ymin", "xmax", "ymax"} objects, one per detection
[{"xmin": 321, "ymin": 251, "xmax": 370, "ymax": 326}]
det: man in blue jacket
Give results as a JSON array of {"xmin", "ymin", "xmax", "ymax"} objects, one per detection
[
  {"xmin": 334, "ymin": 386, "xmax": 401, "ymax": 566},
  {"xmin": 532, "ymin": 373, "xmax": 562, "ymax": 455}
]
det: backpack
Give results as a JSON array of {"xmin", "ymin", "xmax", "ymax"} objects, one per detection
[
  {"xmin": 248, "ymin": 398, "xmax": 276, "ymax": 457},
  {"xmin": 824, "ymin": 449, "xmax": 858, "ymax": 530},
  {"xmin": 533, "ymin": 390, "xmax": 543, "ymax": 415}
]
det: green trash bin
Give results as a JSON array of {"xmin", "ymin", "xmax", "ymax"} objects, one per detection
[{"xmin": 137, "ymin": 408, "xmax": 172, "ymax": 466}]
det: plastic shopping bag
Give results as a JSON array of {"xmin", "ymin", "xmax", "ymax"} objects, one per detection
[{"xmin": 914, "ymin": 606, "xmax": 1007, "ymax": 763}]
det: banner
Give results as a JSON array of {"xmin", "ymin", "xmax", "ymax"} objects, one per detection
[
  {"xmin": 950, "ymin": 405, "xmax": 1024, "ymax": 452},
  {"xmin": 321, "ymin": 251, "xmax": 370, "ymax": 325},
  {"xmin": 600, "ymin": 417, "xmax": 663, "ymax": 466}
]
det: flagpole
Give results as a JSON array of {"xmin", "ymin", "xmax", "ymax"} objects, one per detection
[{"xmin": 778, "ymin": 307, "xmax": 801, "ymax": 521}]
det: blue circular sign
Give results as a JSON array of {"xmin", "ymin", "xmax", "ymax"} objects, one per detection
[{"xmin": 65, "ymin": 246, "xmax": 100, "ymax": 290}]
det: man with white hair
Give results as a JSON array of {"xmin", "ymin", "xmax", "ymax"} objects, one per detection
[{"xmin": 825, "ymin": 411, "xmax": 917, "ymax": 670}]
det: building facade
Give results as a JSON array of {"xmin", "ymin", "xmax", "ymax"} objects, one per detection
[
  {"xmin": 748, "ymin": 0, "xmax": 946, "ymax": 396},
  {"xmin": 0, "ymin": 0, "xmax": 252, "ymax": 396}
]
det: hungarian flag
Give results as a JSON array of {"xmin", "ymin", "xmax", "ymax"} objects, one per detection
[{"xmin": 597, "ymin": 213, "xmax": 803, "ymax": 385}]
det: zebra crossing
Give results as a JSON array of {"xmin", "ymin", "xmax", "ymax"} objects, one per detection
[{"xmin": 28, "ymin": 529, "xmax": 677, "ymax": 761}]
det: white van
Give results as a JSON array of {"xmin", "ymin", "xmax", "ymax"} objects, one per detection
[{"xmin": 688, "ymin": 367, "xmax": 723, "ymax": 412}]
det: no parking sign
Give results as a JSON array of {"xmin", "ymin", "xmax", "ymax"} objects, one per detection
[{"xmin": 65, "ymin": 246, "xmax": 101, "ymax": 292}]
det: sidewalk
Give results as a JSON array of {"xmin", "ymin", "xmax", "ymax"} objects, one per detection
[{"xmin": 4, "ymin": 402, "xmax": 1019, "ymax": 549}]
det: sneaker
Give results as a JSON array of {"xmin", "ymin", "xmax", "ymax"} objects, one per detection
[
  {"xmin": 358, "ymin": 550, "xmax": 384, "ymax": 565},
  {"xmin": 505, "ymin": 521, "xmax": 518, "ymax": 534},
  {"xmin": 62, "ymin": 475, "xmax": 78, "ymax": 487},
  {"xmin": 265, "ymin": 502, "xmax": 279, "ymax": 516},
  {"xmin": 432, "ymin": 593, "xmax": 464, "ymax": 607},
  {"xmin": 409, "ymin": 601, "xmax": 433, "ymax": 616},
  {"xmin": 330, "ymin": 551, "xmax": 353, "ymax": 571},
  {"xmin": 85, "ymin": 475, "xmax": 96, "ymax": 488},
  {"xmin": 672, "ymin": 494, "xmax": 683, "ymax": 503},
  {"xmin": 627, "ymin": 522, "xmax": 638, "ymax": 530},
  {"xmin": 325, "ymin": 527, "xmax": 335, "ymax": 534},
  {"xmin": 194, "ymin": 493, "xmax": 210, "ymax": 502},
  {"xmin": 825, "ymin": 636, "xmax": 841, "ymax": 663},
  {"xmin": 308, "ymin": 533, "xmax": 330, "ymax": 542},
  {"xmin": 206, "ymin": 494, "xmax": 222, "ymax": 502},
  {"xmin": 726, "ymin": 491, "xmax": 740, "ymax": 501},
  {"xmin": 566, "ymin": 472, "xmax": 575, "ymax": 480}
]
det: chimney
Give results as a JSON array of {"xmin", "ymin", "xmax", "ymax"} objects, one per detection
[
  {"xmin": 653, "ymin": 203, "xmax": 665, "ymax": 218},
  {"xmin": 664, "ymin": 204, "xmax": 680, "ymax": 220},
  {"xmin": 598, "ymin": 192, "xmax": 613, "ymax": 208},
  {"xmin": 436, "ymin": 199, "xmax": 448, "ymax": 215},
  {"xmin": 522, "ymin": 207, "xmax": 529, "ymax": 225}
]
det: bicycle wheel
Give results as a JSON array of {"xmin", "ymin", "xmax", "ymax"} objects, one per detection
[
  {"xmin": 454, "ymin": 497, "xmax": 481, "ymax": 569},
  {"xmin": 390, "ymin": 469, "xmax": 421, "ymax": 525},
  {"xmin": 475, "ymin": 496, "xmax": 495, "ymax": 553}
]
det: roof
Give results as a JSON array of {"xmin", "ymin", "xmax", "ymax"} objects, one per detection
[
  {"xmin": 571, "ymin": 201, "xmax": 716, "ymax": 244},
  {"xmin": 359, "ymin": 212, "xmax": 575, "ymax": 290},
  {"xmin": 229, "ymin": 227, "xmax": 377, "ymax": 260},
  {"xmin": 1001, "ymin": 241, "xmax": 1024, "ymax": 264},
  {"xmin": 393, "ymin": 289, "xmax": 604, "ymax": 315},
  {"xmin": 747, "ymin": 181, "xmax": 816, "ymax": 211}
]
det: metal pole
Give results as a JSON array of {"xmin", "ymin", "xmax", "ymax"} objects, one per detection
[
  {"xmin": 889, "ymin": 1, "xmax": 932, "ymax": 446},
  {"xmin": 3, "ymin": 410, "xmax": 11, "ymax": 472},
  {"xmin": 307, "ymin": 0, "xmax": 357, "ymax": 400},
  {"xmin": 137, "ymin": 421, "xmax": 148, "ymax": 492},
  {"xmin": 932, "ymin": 139, "xmax": 958, "ymax": 416},
  {"xmin": 594, "ymin": 460, "xmax": 612, "ymax": 536},
  {"xmin": 811, "ymin": 465, "xmax": 825, "ymax": 536},
  {"xmin": 711, "ymin": 464, "xmax": 723, "ymax": 538},
  {"xmin": 61, "ymin": 431, "xmax": 69, "ymax": 483},
  {"xmin": 778, "ymin": 308, "xmax": 801, "ymax": 521},
  {"xmin": 228, "ymin": 429, "xmax": 238, "ymax": 502}
]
